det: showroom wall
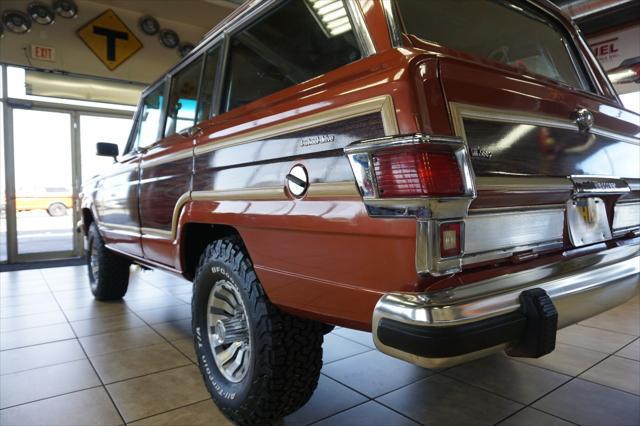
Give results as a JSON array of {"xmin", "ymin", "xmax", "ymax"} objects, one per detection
[
  {"xmin": 588, "ymin": 22, "xmax": 640, "ymax": 96},
  {"xmin": 0, "ymin": 0, "xmax": 219, "ymax": 84}
]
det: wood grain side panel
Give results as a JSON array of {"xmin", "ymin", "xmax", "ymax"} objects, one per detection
[
  {"xmin": 193, "ymin": 112, "xmax": 384, "ymax": 192},
  {"xmin": 139, "ymin": 156, "xmax": 193, "ymax": 231},
  {"xmin": 464, "ymin": 118, "xmax": 640, "ymax": 178}
]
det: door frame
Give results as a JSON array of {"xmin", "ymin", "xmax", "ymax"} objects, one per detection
[{"xmin": 2, "ymin": 96, "xmax": 133, "ymax": 263}]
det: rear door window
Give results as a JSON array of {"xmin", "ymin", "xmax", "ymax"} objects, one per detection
[
  {"xmin": 222, "ymin": 0, "xmax": 362, "ymax": 112},
  {"xmin": 165, "ymin": 56, "xmax": 204, "ymax": 136},
  {"xmin": 396, "ymin": 0, "xmax": 591, "ymax": 91},
  {"xmin": 196, "ymin": 46, "xmax": 221, "ymax": 123}
]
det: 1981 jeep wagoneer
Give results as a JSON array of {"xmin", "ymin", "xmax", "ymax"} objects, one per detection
[{"xmin": 80, "ymin": 0, "xmax": 640, "ymax": 423}]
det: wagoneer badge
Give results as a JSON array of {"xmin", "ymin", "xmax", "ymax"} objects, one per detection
[{"xmin": 299, "ymin": 134, "xmax": 335, "ymax": 147}]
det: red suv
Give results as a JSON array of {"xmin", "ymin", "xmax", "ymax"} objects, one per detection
[{"xmin": 80, "ymin": 0, "xmax": 640, "ymax": 423}]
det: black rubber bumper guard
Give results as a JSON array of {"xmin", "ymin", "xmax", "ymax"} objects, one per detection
[{"xmin": 377, "ymin": 288, "xmax": 559, "ymax": 359}]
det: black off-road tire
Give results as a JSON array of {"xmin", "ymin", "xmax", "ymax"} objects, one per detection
[
  {"xmin": 192, "ymin": 239, "xmax": 324, "ymax": 425},
  {"xmin": 87, "ymin": 223, "xmax": 130, "ymax": 300}
]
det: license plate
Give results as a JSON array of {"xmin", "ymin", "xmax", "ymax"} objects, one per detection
[{"xmin": 566, "ymin": 197, "xmax": 611, "ymax": 247}]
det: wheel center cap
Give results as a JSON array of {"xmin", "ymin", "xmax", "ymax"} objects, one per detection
[{"xmin": 214, "ymin": 320, "xmax": 226, "ymax": 345}]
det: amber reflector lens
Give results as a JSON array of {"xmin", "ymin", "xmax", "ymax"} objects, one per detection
[
  {"xmin": 440, "ymin": 222, "xmax": 462, "ymax": 258},
  {"xmin": 373, "ymin": 148, "xmax": 464, "ymax": 197}
]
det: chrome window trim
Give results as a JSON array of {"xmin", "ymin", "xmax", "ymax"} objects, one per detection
[
  {"xmin": 212, "ymin": 33, "xmax": 231, "ymax": 118},
  {"xmin": 508, "ymin": 0, "xmax": 599, "ymax": 94},
  {"xmin": 450, "ymin": 102, "xmax": 640, "ymax": 147},
  {"xmin": 345, "ymin": 0, "xmax": 376, "ymax": 57},
  {"xmin": 381, "ymin": 0, "xmax": 403, "ymax": 47},
  {"xmin": 520, "ymin": 0, "xmax": 595, "ymax": 93}
]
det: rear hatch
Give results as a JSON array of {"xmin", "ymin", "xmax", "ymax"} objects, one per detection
[{"xmin": 397, "ymin": 0, "xmax": 640, "ymax": 266}]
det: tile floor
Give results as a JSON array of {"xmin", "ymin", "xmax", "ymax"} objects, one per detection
[{"xmin": 0, "ymin": 265, "xmax": 638, "ymax": 426}]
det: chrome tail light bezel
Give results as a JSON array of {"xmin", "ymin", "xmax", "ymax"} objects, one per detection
[
  {"xmin": 344, "ymin": 134, "xmax": 476, "ymax": 218},
  {"xmin": 344, "ymin": 134, "xmax": 477, "ymax": 276}
]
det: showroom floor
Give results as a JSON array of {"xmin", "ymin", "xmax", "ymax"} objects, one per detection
[{"xmin": 0, "ymin": 266, "xmax": 638, "ymax": 426}]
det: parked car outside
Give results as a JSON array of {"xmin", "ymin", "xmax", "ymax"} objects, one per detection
[
  {"xmin": 79, "ymin": 0, "xmax": 640, "ymax": 424},
  {"xmin": 16, "ymin": 186, "xmax": 72, "ymax": 216}
]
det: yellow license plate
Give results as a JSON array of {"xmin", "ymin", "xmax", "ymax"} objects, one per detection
[{"xmin": 566, "ymin": 198, "xmax": 612, "ymax": 247}]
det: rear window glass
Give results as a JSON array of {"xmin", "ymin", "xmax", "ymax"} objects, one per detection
[
  {"xmin": 222, "ymin": 0, "xmax": 362, "ymax": 112},
  {"xmin": 396, "ymin": 0, "xmax": 590, "ymax": 91}
]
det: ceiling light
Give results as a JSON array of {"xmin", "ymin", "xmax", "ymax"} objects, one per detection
[
  {"xmin": 2, "ymin": 10, "xmax": 32, "ymax": 34},
  {"xmin": 27, "ymin": 2, "xmax": 55, "ymax": 25},
  {"xmin": 53, "ymin": 0, "xmax": 78, "ymax": 19},
  {"xmin": 307, "ymin": 0, "xmax": 353, "ymax": 37},
  {"xmin": 139, "ymin": 15, "xmax": 160, "ymax": 35},
  {"xmin": 159, "ymin": 29, "xmax": 180, "ymax": 49}
]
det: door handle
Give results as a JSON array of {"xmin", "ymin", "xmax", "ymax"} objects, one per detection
[{"xmin": 179, "ymin": 126, "xmax": 202, "ymax": 138}]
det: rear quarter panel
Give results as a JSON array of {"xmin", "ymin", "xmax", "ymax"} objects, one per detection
[{"xmin": 187, "ymin": 50, "xmax": 423, "ymax": 329}]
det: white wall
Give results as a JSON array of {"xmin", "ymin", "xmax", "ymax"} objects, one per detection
[
  {"xmin": 0, "ymin": 0, "xmax": 212, "ymax": 84},
  {"xmin": 588, "ymin": 23, "xmax": 640, "ymax": 97}
]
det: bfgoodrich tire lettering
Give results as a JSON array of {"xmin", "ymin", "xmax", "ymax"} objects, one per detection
[
  {"xmin": 192, "ymin": 239, "xmax": 324, "ymax": 425},
  {"xmin": 87, "ymin": 223, "xmax": 130, "ymax": 300}
]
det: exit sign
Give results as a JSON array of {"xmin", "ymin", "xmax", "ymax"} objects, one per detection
[{"xmin": 30, "ymin": 44, "xmax": 56, "ymax": 62}]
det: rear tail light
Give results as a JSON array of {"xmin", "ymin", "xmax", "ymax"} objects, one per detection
[
  {"xmin": 440, "ymin": 222, "xmax": 462, "ymax": 258},
  {"xmin": 344, "ymin": 134, "xmax": 476, "ymax": 276},
  {"xmin": 372, "ymin": 146, "xmax": 464, "ymax": 198}
]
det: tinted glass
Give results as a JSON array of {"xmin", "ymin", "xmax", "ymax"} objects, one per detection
[
  {"xmin": 396, "ymin": 0, "xmax": 589, "ymax": 90},
  {"xmin": 134, "ymin": 83, "xmax": 164, "ymax": 150},
  {"xmin": 165, "ymin": 57, "xmax": 203, "ymax": 136},
  {"xmin": 197, "ymin": 47, "xmax": 221, "ymax": 123},
  {"xmin": 223, "ymin": 0, "xmax": 361, "ymax": 112}
]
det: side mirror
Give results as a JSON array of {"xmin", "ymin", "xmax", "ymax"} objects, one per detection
[{"xmin": 96, "ymin": 142, "xmax": 119, "ymax": 160}]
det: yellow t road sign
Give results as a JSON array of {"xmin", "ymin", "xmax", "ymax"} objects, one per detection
[{"xmin": 77, "ymin": 10, "xmax": 142, "ymax": 71}]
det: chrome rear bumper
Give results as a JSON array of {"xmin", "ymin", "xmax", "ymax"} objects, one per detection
[{"xmin": 372, "ymin": 243, "xmax": 640, "ymax": 369}]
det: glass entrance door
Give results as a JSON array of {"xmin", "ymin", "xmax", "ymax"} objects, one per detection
[
  {"xmin": 11, "ymin": 108, "xmax": 77, "ymax": 260},
  {"xmin": 2, "ymin": 106, "xmax": 134, "ymax": 263}
]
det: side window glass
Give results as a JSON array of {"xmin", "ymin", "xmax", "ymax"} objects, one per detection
[
  {"xmin": 196, "ymin": 47, "xmax": 221, "ymax": 123},
  {"xmin": 134, "ymin": 83, "xmax": 165, "ymax": 150},
  {"xmin": 223, "ymin": 0, "xmax": 361, "ymax": 112},
  {"xmin": 165, "ymin": 56, "xmax": 204, "ymax": 136}
]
